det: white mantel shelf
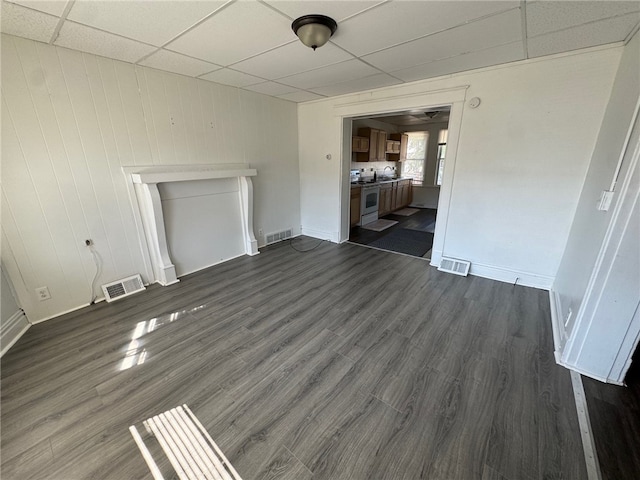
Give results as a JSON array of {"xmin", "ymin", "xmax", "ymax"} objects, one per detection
[
  {"xmin": 125, "ymin": 164, "xmax": 259, "ymax": 287},
  {"xmin": 131, "ymin": 165, "xmax": 257, "ymax": 185}
]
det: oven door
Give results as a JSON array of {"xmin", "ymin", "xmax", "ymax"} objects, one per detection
[{"xmin": 360, "ymin": 185, "xmax": 380, "ymax": 225}]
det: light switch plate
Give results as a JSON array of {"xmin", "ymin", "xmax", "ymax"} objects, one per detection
[{"xmin": 597, "ymin": 190, "xmax": 614, "ymax": 211}]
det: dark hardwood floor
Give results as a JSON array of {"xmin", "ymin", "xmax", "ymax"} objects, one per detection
[
  {"xmin": 582, "ymin": 345, "xmax": 640, "ymax": 480},
  {"xmin": 1, "ymin": 238, "xmax": 586, "ymax": 479},
  {"xmin": 349, "ymin": 208, "xmax": 436, "ymax": 257}
]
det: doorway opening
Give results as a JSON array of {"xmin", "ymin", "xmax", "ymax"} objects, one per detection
[{"xmin": 347, "ymin": 107, "xmax": 450, "ymax": 260}]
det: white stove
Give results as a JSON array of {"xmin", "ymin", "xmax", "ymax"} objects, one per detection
[{"xmin": 360, "ymin": 184, "xmax": 380, "ymax": 225}]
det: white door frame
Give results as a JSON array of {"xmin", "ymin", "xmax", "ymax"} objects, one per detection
[{"xmin": 334, "ymin": 85, "xmax": 469, "ymax": 266}]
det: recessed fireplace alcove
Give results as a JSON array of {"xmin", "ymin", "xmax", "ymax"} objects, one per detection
[{"xmin": 124, "ymin": 164, "xmax": 258, "ymax": 286}]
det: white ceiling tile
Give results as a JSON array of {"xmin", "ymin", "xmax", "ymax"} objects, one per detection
[
  {"xmin": 54, "ymin": 21, "xmax": 156, "ymax": 63},
  {"xmin": 5, "ymin": 0, "xmax": 68, "ymax": 17},
  {"xmin": 277, "ymin": 90, "xmax": 325, "ymax": 102},
  {"xmin": 243, "ymin": 81, "xmax": 298, "ymax": 96},
  {"xmin": 277, "ymin": 59, "xmax": 379, "ymax": 89},
  {"xmin": 391, "ymin": 42, "xmax": 525, "ymax": 82},
  {"xmin": 139, "ymin": 49, "xmax": 221, "ymax": 77},
  {"xmin": 1, "ymin": 1, "xmax": 58, "ymax": 43},
  {"xmin": 166, "ymin": 1, "xmax": 294, "ymax": 66},
  {"xmin": 200, "ymin": 68, "xmax": 264, "ymax": 87},
  {"xmin": 528, "ymin": 13, "xmax": 640, "ymax": 58},
  {"xmin": 67, "ymin": 0, "xmax": 227, "ymax": 47},
  {"xmin": 264, "ymin": 1, "xmax": 384, "ymax": 22},
  {"xmin": 527, "ymin": 1, "xmax": 640, "ymax": 37},
  {"xmin": 309, "ymin": 73, "xmax": 402, "ymax": 97},
  {"xmin": 232, "ymin": 40, "xmax": 352, "ymax": 80},
  {"xmin": 363, "ymin": 9, "xmax": 523, "ymax": 72},
  {"xmin": 333, "ymin": 0, "xmax": 519, "ymax": 56}
]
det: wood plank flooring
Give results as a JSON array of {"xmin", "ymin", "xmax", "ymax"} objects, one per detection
[
  {"xmin": 1, "ymin": 238, "xmax": 586, "ymax": 479},
  {"xmin": 582, "ymin": 346, "xmax": 640, "ymax": 480}
]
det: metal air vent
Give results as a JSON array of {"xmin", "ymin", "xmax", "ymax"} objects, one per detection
[
  {"xmin": 266, "ymin": 228, "xmax": 293, "ymax": 245},
  {"xmin": 101, "ymin": 274, "xmax": 145, "ymax": 302},
  {"xmin": 438, "ymin": 257, "xmax": 471, "ymax": 276}
]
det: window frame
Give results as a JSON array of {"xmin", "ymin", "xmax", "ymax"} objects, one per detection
[{"xmin": 402, "ymin": 131, "xmax": 429, "ymax": 186}]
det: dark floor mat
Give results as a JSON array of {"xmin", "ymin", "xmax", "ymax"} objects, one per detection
[{"xmin": 369, "ymin": 228, "xmax": 433, "ymax": 257}]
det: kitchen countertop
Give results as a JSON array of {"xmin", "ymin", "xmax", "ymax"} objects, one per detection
[{"xmin": 351, "ymin": 177, "xmax": 411, "ymax": 186}]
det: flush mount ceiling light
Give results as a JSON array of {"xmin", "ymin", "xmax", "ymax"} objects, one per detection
[{"xmin": 291, "ymin": 15, "xmax": 337, "ymax": 51}]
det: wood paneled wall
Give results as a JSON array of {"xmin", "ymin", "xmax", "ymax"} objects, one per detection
[{"xmin": 1, "ymin": 34, "xmax": 300, "ymax": 322}]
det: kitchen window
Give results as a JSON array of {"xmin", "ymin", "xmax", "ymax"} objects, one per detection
[
  {"xmin": 435, "ymin": 129, "xmax": 448, "ymax": 186},
  {"xmin": 401, "ymin": 131, "xmax": 428, "ymax": 185}
]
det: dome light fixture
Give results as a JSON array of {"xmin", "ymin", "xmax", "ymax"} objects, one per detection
[{"xmin": 291, "ymin": 14, "xmax": 338, "ymax": 51}]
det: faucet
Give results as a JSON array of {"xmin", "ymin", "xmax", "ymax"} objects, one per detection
[{"xmin": 383, "ymin": 166, "xmax": 393, "ymax": 179}]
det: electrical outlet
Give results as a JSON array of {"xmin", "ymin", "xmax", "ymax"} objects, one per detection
[
  {"xmin": 258, "ymin": 229, "xmax": 263, "ymax": 237},
  {"xmin": 36, "ymin": 286, "xmax": 51, "ymax": 301}
]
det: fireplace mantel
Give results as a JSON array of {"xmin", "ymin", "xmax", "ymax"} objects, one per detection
[
  {"xmin": 126, "ymin": 164, "xmax": 259, "ymax": 286},
  {"xmin": 130, "ymin": 164, "xmax": 257, "ymax": 185}
]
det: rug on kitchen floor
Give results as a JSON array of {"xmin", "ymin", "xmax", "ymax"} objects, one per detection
[
  {"xmin": 404, "ymin": 221, "xmax": 436, "ymax": 233},
  {"xmin": 361, "ymin": 219, "xmax": 398, "ymax": 232},
  {"xmin": 369, "ymin": 228, "xmax": 433, "ymax": 257},
  {"xmin": 393, "ymin": 208, "xmax": 420, "ymax": 216}
]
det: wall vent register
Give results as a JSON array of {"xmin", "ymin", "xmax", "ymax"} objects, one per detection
[
  {"xmin": 102, "ymin": 274, "xmax": 146, "ymax": 302},
  {"xmin": 438, "ymin": 257, "xmax": 471, "ymax": 276},
  {"xmin": 266, "ymin": 228, "xmax": 293, "ymax": 245}
]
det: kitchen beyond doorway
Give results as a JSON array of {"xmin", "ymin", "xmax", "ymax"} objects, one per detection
[{"xmin": 349, "ymin": 208, "xmax": 436, "ymax": 259}]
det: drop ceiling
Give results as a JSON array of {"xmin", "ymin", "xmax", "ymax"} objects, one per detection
[{"xmin": 2, "ymin": 0, "xmax": 639, "ymax": 103}]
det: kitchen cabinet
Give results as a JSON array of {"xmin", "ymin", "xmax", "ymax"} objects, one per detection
[
  {"xmin": 385, "ymin": 140, "xmax": 401, "ymax": 154},
  {"xmin": 388, "ymin": 134, "xmax": 408, "ymax": 161},
  {"xmin": 356, "ymin": 128, "xmax": 388, "ymax": 162},
  {"xmin": 390, "ymin": 182, "xmax": 399, "ymax": 211},
  {"xmin": 396, "ymin": 179, "xmax": 412, "ymax": 209},
  {"xmin": 379, "ymin": 183, "xmax": 392, "ymax": 216},
  {"xmin": 350, "ymin": 186, "xmax": 361, "ymax": 227},
  {"xmin": 352, "ymin": 136, "xmax": 369, "ymax": 153},
  {"xmin": 386, "ymin": 179, "xmax": 412, "ymax": 212},
  {"xmin": 376, "ymin": 130, "xmax": 387, "ymax": 160}
]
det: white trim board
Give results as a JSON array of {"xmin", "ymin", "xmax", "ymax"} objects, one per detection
[
  {"xmin": 1, "ymin": 310, "xmax": 30, "ymax": 357},
  {"xmin": 468, "ymin": 261, "xmax": 554, "ymax": 289},
  {"xmin": 570, "ymin": 371, "xmax": 602, "ymax": 480},
  {"xmin": 549, "ymin": 289, "xmax": 567, "ymax": 364},
  {"xmin": 300, "ymin": 227, "xmax": 339, "ymax": 244}
]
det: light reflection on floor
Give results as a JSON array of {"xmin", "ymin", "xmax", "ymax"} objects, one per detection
[{"xmin": 119, "ymin": 307, "xmax": 203, "ymax": 371}]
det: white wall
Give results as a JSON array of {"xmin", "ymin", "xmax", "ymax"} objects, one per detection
[
  {"xmin": 1, "ymin": 34, "xmax": 300, "ymax": 322},
  {"xmin": 552, "ymin": 32, "xmax": 640, "ymax": 382},
  {"xmin": 554, "ymin": 32, "xmax": 640, "ymax": 335},
  {"xmin": 298, "ymin": 45, "xmax": 622, "ymax": 287},
  {"xmin": 159, "ymin": 178, "xmax": 246, "ymax": 277}
]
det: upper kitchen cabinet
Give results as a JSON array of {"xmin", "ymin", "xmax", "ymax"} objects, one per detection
[
  {"xmin": 385, "ymin": 139, "xmax": 400, "ymax": 154},
  {"xmin": 388, "ymin": 134, "xmax": 408, "ymax": 161},
  {"xmin": 356, "ymin": 128, "xmax": 387, "ymax": 162},
  {"xmin": 352, "ymin": 136, "xmax": 369, "ymax": 153}
]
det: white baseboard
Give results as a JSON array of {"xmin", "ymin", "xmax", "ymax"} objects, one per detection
[
  {"xmin": 301, "ymin": 227, "xmax": 339, "ymax": 243},
  {"xmin": 468, "ymin": 261, "xmax": 554, "ymax": 290},
  {"xmin": 30, "ymin": 297, "xmax": 106, "ymax": 324},
  {"xmin": 1, "ymin": 310, "xmax": 31, "ymax": 357},
  {"xmin": 430, "ymin": 254, "xmax": 553, "ymax": 289}
]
